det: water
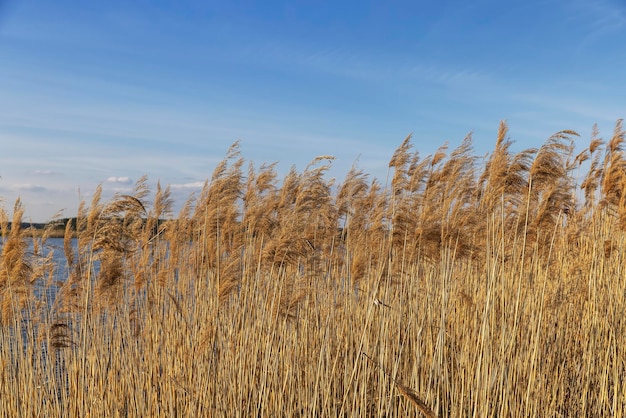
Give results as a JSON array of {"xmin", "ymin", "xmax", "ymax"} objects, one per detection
[
  {"xmin": 31, "ymin": 237, "xmax": 75, "ymax": 304},
  {"xmin": 41, "ymin": 237, "xmax": 74, "ymax": 278},
  {"xmin": 0, "ymin": 237, "xmax": 79, "ymax": 403}
]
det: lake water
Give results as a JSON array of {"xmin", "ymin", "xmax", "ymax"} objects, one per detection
[
  {"xmin": 44, "ymin": 237, "xmax": 73, "ymax": 277},
  {"xmin": 30, "ymin": 237, "xmax": 75, "ymax": 304}
]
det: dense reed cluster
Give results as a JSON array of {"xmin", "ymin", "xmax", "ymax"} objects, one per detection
[{"xmin": 1, "ymin": 120, "xmax": 626, "ymax": 416}]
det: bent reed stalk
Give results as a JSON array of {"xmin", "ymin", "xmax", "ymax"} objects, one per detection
[{"xmin": 1, "ymin": 121, "xmax": 626, "ymax": 416}]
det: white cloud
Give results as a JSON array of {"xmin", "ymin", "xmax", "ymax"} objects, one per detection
[
  {"xmin": 13, "ymin": 184, "xmax": 47, "ymax": 192},
  {"xmin": 110, "ymin": 187, "xmax": 133, "ymax": 193},
  {"xmin": 106, "ymin": 176, "xmax": 133, "ymax": 184},
  {"xmin": 34, "ymin": 169, "xmax": 61, "ymax": 175},
  {"xmin": 170, "ymin": 181, "xmax": 205, "ymax": 189}
]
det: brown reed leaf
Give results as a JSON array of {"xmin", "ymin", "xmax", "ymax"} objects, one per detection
[
  {"xmin": 350, "ymin": 252, "xmax": 368, "ymax": 284},
  {"xmin": 589, "ymin": 124, "xmax": 602, "ymax": 154},
  {"xmin": 87, "ymin": 185, "xmax": 103, "ymax": 234},
  {"xmin": 167, "ymin": 291, "xmax": 191, "ymax": 332},
  {"xmin": 275, "ymin": 277, "xmax": 308, "ymax": 321},
  {"xmin": 96, "ymin": 254, "xmax": 126, "ymax": 306},
  {"xmin": 389, "ymin": 134, "xmax": 414, "ymax": 197},
  {"xmin": 153, "ymin": 181, "xmax": 173, "ymax": 220},
  {"xmin": 263, "ymin": 235, "xmax": 315, "ymax": 267},
  {"xmin": 396, "ymin": 384, "xmax": 438, "ymax": 418},
  {"xmin": 407, "ymin": 154, "xmax": 432, "ymax": 194},
  {"xmin": 50, "ymin": 320, "xmax": 74, "ymax": 349},
  {"xmin": 574, "ymin": 149, "xmax": 590, "ymax": 166},
  {"xmin": 529, "ymin": 130, "xmax": 577, "ymax": 190},
  {"xmin": 362, "ymin": 352, "xmax": 438, "ymax": 418},
  {"xmin": 479, "ymin": 121, "xmax": 535, "ymax": 214},
  {"xmin": 218, "ymin": 255, "xmax": 242, "ymax": 305},
  {"xmin": 63, "ymin": 219, "xmax": 75, "ymax": 269},
  {"xmin": 336, "ymin": 164, "xmax": 369, "ymax": 219},
  {"xmin": 601, "ymin": 151, "xmax": 626, "ymax": 208},
  {"xmin": 0, "ymin": 200, "xmax": 33, "ymax": 324},
  {"xmin": 607, "ymin": 119, "xmax": 624, "ymax": 154},
  {"xmin": 604, "ymin": 239, "xmax": 613, "ymax": 258},
  {"xmin": 389, "ymin": 133, "xmax": 413, "ymax": 168},
  {"xmin": 243, "ymin": 161, "xmax": 279, "ymax": 238},
  {"xmin": 431, "ymin": 144, "xmax": 448, "ymax": 167}
]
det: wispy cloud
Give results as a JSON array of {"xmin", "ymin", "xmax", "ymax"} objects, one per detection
[
  {"xmin": 565, "ymin": 0, "xmax": 626, "ymax": 49},
  {"xmin": 513, "ymin": 92, "xmax": 623, "ymax": 124},
  {"xmin": 170, "ymin": 181, "xmax": 205, "ymax": 189},
  {"xmin": 13, "ymin": 184, "xmax": 47, "ymax": 193},
  {"xmin": 0, "ymin": 0, "xmax": 622, "ymax": 223},
  {"xmin": 33, "ymin": 169, "xmax": 61, "ymax": 175},
  {"xmin": 580, "ymin": 0, "xmax": 626, "ymax": 30},
  {"xmin": 106, "ymin": 176, "xmax": 133, "ymax": 185}
]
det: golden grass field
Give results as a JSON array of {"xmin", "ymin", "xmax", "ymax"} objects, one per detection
[{"xmin": 1, "ymin": 120, "xmax": 626, "ymax": 417}]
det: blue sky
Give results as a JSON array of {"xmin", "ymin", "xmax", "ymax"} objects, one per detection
[{"xmin": 0, "ymin": 0, "xmax": 625, "ymax": 222}]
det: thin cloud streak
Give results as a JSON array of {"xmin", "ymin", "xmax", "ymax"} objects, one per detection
[
  {"xmin": 0, "ymin": 0, "xmax": 624, "ymax": 222},
  {"xmin": 170, "ymin": 181, "xmax": 205, "ymax": 189},
  {"xmin": 11, "ymin": 184, "xmax": 46, "ymax": 193},
  {"xmin": 33, "ymin": 169, "xmax": 61, "ymax": 175},
  {"xmin": 106, "ymin": 176, "xmax": 133, "ymax": 185}
]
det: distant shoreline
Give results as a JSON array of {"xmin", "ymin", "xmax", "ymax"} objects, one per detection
[
  {"xmin": 4, "ymin": 219, "xmax": 77, "ymax": 239},
  {"xmin": 3, "ymin": 217, "xmax": 166, "ymax": 239}
]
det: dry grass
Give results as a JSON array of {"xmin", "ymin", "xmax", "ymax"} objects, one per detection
[{"xmin": 1, "ymin": 121, "xmax": 626, "ymax": 416}]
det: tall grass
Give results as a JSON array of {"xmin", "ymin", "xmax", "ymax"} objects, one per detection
[{"xmin": 1, "ymin": 121, "xmax": 626, "ymax": 416}]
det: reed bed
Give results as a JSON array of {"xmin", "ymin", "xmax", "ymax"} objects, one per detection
[{"xmin": 1, "ymin": 121, "xmax": 626, "ymax": 417}]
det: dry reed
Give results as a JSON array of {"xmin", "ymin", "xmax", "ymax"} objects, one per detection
[{"xmin": 1, "ymin": 120, "xmax": 626, "ymax": 416}]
